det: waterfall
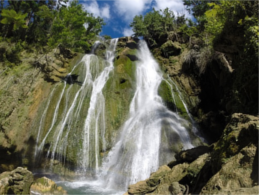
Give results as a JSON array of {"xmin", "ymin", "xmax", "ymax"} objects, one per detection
[
  {"xmin": 34, "ymin": 38, "xmax": 203, "ymax": 194},
  {"xmin": 99, "ymin": 40, "xmax": 194, "ymax": 190},
  {"xmin": 34, "ymin": 39, "xmax": 118, "ymax": 173}
]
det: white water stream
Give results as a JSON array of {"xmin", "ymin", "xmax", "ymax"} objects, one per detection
[
  {"xmin": 34, "ymin": 39, "xmax": 201, "ymax": 193},
  {"xmin": 99, "ymin": 40, "xmax": 193, "ymax": 190},
  {"xmin": 35, "ymin": 39, "xmax": 118, "ymax": 172}
]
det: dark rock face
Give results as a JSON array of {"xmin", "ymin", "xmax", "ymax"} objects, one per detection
[
  {"xmin": 160, "ymin": 41, "xmax": 181, "ymax": 57},
  {"xmin": 175, "ymin": 145, "xmax": 211, "ymax": 163},
  {"xmin": 63, "ymin": 74, "xmax": 82, "ymax": 85},
  {"xmin": 94, "ymin": 43, "xmax": 106, "ymax": 58},
  {"xmin": 126, "ymin": 113, "xmax": 259, "ymax": 195},
  {"xmin": 0, "ymin": 167, "xmax": 34, "ymax": 195}
]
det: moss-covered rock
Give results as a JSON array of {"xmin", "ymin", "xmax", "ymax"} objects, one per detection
[
  {"xmin": 160, "ymin": 41, "xmax": 181, "ymax": 58},
  {"xmin": 158, "ymin": 80, "xmax": 176, "ymax": 112},
  {"xmin": 201, "ymin": 145, "xmax": 258, "ymax": 195},
  {"xmin": 211, "ymin": 113, "xmax": 259, "ymax": 172},
  {"xmin": 128, "ymin": 179, "xmax": 157, "ymax": 194},
  {"xmin": 103, "ymin": 39, "xmax": 137, "ymax": 150},
  {"xmin": 30, "ymin": 177, "xmax": 67, "ymax": 195},
  {"xmin": 94, "ymin": 43, "xmax": 106, "ymax": 58},
  {"xmin": 0, "ymin": 167, "xmax": 34, "ymax": 195},
  {"xmin": 158, "ymin": 79, "xmax": 190, "ymax": 120},
  {"xmin": 146, "ymin": 165, "xmax": 171, "ymax": 187},
  {"xmin": 175, "ymin": 145, "xmax": 211, "ymax": 163}
]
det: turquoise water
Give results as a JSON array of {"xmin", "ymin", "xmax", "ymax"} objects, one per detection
[{"xmin": 56, "ymin": 180, "xmax": 124, "ymax": 195}]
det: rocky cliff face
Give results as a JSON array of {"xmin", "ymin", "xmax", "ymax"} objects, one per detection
[
  {"xmin": 150, "ymin": 28, "xmax": 258, "ymax": 143},
  {"xmin": 0, "ymin": 44, "xmax": 81, "ymax": 173}
]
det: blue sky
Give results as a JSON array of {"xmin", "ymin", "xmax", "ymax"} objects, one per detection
[{"xmin": 77, "ymin": 0, "xmax": 190, "ymax": 38}]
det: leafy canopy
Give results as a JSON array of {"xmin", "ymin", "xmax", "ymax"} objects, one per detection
[
  {"xmin": 0, "ymin": 0, "xmax": 104, "ymax": 52},
  {"xmin": 47, "ymin": 0, "xmax": 104, "ymax": 52},
  {"xmin": 1, "ymin": 9, "xmax": 27, "ymax": 30},
  {"xmin": 130, "ymin": 8, "xmax": 186, "ymax": 46}
]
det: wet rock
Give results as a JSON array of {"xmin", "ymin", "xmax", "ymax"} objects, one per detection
[
  {"xmin": 30, "ymin": 177, "xmax": 67, "ymax": 195},
  {"xmin": 175, "ymin": 145, "xmax": 211, "ymax": 163},
  {"xmin": 0, "ymin": 167, "xmax": 34, "ymax": 194},
  {"xmin": 94, "ymin": 43, "xmax": 106, "ymax": 58}
]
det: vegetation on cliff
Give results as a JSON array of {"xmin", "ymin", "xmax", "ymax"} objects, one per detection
[{"xmin": 0, "ymin": 0, "xmax": 104, "ymax": 69}]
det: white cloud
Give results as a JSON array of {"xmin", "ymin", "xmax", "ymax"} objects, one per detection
[
  {"xmin": 114, "ymin": 0, "xmax": 153, "ymax": 21},
  {"xmin": 123, "ymin": 28, "xmax": 134, "ymax": 36},
  {"xmin": 101, "ymin": 4, "xmax": 110, "ymax": 19},
  {"xmin": 83, "ymin": 1, "xmax": 110, "ymax": 19},
  {"xmin": 154, "ymin": 0, "xmax": 192, "ymax": 18}
]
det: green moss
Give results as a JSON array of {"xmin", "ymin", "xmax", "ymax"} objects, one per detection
[
  {"xmin": 36, "ymin": 177, "xmax": 46, "ymax": 185},
  {"xmin": 158, "ymin": 79, "xmax": 190, "ymax": 120},
  {"xmin": 102, "ymin": 53, "xmax": 136, "ymax": 150},
  {"xmin": 158, "ymin": 80, "xmax": 176, "ymax": 111},
  {"xmin": 169, "ymin": 56, "xmax": 178, "ymax": 64}
]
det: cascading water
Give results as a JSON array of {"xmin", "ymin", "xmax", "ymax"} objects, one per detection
[
  {"xmin": 99, "ymin": 40, "xmax": 194, "ymax": 190},
  {"xmin": 34, "ymin": 39, "xmax": 118, "ymax": 173},
  {"xmin": 33, "ymin": 38, "xmax": 203, "ymax": 194}
]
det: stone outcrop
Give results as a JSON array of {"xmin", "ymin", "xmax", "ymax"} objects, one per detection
[
  {"xmin": 0, "ymin": 167, "xmax": 34, "ymax": 194},
  {"xmin": 35, "ymin": 47, "xmax": 78, "ymax": 82},
  {"xmin": 160, "ymin": 41, "xmax": 181, "ymax": 57},
  {"xmin": 30, "ymin": 177, "xmax": 67, "ymax": 195},
  {"xmin": 126, "ymin": 113, "xmax": 259, "ymax": 195}
]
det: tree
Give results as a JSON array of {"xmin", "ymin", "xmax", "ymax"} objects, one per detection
[
  {"xmin": 28, "ymin": 5, "xmax": 55, "ymax": 45},
  {"xmin": 131, "ymin": 8, "xmax": 179, "ymax": 46},
  {"xmin": 0, "ymin": 9, "xmax": 27, "ymax": 38},
  {"xmin": 48, "ymin": 0, "xmax": 104, "ymax": 52}
]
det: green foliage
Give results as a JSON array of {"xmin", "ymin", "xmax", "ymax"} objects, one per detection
[
  {"xmin": 31, "ymin": 5, "xmax": 55, "ymax": 46},
  {"xmin": 0, "ymin": 0, "xmax": 105, "ymax": 62},
  {"xmin": 103, "ymin": 35, "xmax": 112, "ymax": 40},
  {"xmin": 1, "ymin": 9, "xmax": 27, "ymax": 31},
  {"xmin": 183, "ymin": 0, "xmax": 214, "ymax": 18},
  {"xmin": 130, "ymin": 8, "xmax": 186, "ymax": 46},
  {"xmin": 47, "ymin": 0, "xmax": 104, "ymax": 52}
]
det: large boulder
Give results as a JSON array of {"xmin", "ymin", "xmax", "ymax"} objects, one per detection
[
  {"xmin": 128, "ymin": 179, "xmax": 157, "ymax": 194},
  {"xmin": 201, "ymin": 145, "xmax": 258, "ymax": 195},
  {"xmin": 30, "ymin": 177, "xmax": 67, "ymax": 195},
  {"xmin": 211, "ymin": 113, "xmax": 259, "ymax": 172},
  {"xmin": 0, "ymin": 167, "xmax": 34, "ymax": 194},
  {"xmin": 146, "ymin": 165, "xmax": 171, "ymax": 187},
  {"xmin": 175, "ymin": 145, "xmax": 211, "ymax": 163}
]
